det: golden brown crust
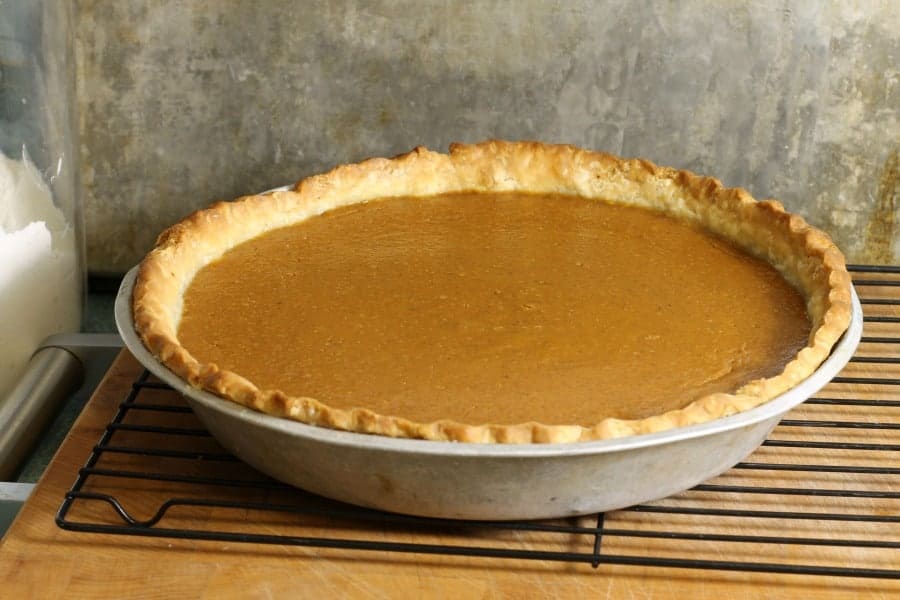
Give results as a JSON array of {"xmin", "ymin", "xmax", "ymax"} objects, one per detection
[{"xmin": 132, "ymin": 140, "xmax": 853, "ymax": 444}]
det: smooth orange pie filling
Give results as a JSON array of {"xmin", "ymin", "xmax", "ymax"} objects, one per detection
[
  {"xmin": 133, "ymin": 141, "xmax": 852, "ymax": 443},
  {"xmin": 177, "ymin": 192, "xmax": 810, "ymax": 427}
]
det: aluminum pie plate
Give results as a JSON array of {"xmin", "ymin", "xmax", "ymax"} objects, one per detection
[{"xmin": 116, "ymin": 266, "xmax": 862, "ymax": 521}]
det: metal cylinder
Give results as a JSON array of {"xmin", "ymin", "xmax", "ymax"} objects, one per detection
[{"xmin": 0, "ymin": 346, "xmax": 83, "ymax": 480}]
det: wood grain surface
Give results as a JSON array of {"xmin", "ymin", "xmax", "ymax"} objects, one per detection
[{"xmin": 0, "ymin": 272, "xmax": 897, "ymax": 599}]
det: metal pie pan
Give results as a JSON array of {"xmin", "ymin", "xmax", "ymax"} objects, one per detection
[{"xmin": 116, "ymin": 266, "xmax": 862, "ymax": 520}]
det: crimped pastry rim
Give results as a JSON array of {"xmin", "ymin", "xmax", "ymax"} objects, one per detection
[{"xmin": 132, "ymin": 140, "xmax": 853, "ymax": 444}]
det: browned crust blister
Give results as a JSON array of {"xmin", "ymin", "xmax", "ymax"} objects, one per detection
[{"xmin": 132, "ymin": 140, "xmax": 853, "ymax": 444}]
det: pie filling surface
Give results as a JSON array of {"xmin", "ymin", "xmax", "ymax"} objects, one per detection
[{"xmin": 177, "ymin": 191, "xmax": 810, "ymax": 427}]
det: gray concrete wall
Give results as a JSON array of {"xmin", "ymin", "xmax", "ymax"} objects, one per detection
[{"xmin": 75, "ymin": 0, "xmax": 898, "ymax": 273}]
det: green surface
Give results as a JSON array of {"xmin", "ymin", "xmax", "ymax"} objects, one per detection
[{"xmin": 82, "ymin": 291, "xmax": 117, "ymax": 333}]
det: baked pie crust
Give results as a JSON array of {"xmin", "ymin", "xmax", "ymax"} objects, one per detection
[{"xmin": 132, "ymin": 140, "xmax": 853, "ymax": 443}]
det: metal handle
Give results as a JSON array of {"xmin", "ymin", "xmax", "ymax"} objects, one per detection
[{"xmin": 0, "ymin": 346, "xmax": 83, "ymax": 480}]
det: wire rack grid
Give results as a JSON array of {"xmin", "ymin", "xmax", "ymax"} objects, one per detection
[{"xmin": 56, "ymin": 265, "xmax": 900, "ymax": 579}]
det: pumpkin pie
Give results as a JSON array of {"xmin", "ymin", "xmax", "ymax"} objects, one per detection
[{"xmin": 132, "ymin": 141, "xmax": 852, "ymax": 443}]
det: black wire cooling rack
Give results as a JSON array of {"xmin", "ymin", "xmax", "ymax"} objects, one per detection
[{"xmin": 56, "ymin": 265, "xmax": 900, "ymax": 579}]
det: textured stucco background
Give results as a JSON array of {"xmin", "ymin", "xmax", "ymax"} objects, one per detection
[{"xmin": 75, "ymin": 0, "xmax": 898, "ymax": 273}]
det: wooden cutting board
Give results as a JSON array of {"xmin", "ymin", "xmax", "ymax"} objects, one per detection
[{"xmin": 0, "ymin": 273, "xmax": 897, "ymax": 599}]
